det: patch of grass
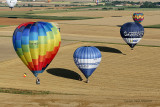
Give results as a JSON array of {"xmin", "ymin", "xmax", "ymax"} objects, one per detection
[
  {"xmin": 26, "ymin": 13, "xmax": 35, "ymax": 14},
  {"xmin": 0, "ymin": 25, "xmax": 10, "ymax": 27},
  {"xmin": 51, "ymin": 1, "xmax": 71, "ymax": 4},
  {"xmin": 30, "ymin": 9, "xmax": 74, "ymax": 14},
  {"xmin": 144, "ymin": 24, "xmax": 160, "ymax": 29},
  {"xmin": 0, "ymin": 14, "xmax": 101, "ymax": 20},
  {"xmin": 0, "ymin": 9, "xmax": 102, "ymax": 20},
  {"xmin": 0, "ymin": 87, "xmax": 80, "ymax": 95},
  {"xmin": 69, "ymin": 5, "xmax": 108, "ymax": 9},
  {"xmin": 0, "ymin": 8, "xmax": 100, "ymax": 21},
  {"xmin": 0, "ymin": 9, "xmax": 80, "ymax": 16},
  {"xmin": 0, "ymin": 88, "xmax": 51, "ymax": 95},
  {"xmin": 124, "ymin": 7, "xmax": 160, "ymax": 11}
]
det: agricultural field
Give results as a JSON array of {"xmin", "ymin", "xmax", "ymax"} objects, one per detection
[{"xmin": 0, "ymin": 6, "xmax": 160, "ymax": 107}]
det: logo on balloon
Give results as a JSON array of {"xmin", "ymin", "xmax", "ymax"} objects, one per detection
[{"xmin": 124, "ymin": 31, "xmax": 144, "ymax": 37}]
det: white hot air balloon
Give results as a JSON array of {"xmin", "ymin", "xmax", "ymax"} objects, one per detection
[{"xmin": 6, "ymin": 0, "xmax": 17, "ymax": 10}]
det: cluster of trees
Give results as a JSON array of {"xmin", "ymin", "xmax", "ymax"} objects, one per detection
[
  {"xmin": 103, "ymin": 1, "xmax": 160, "ymax": 8},
  {"xmin": 20, "ymin": 4, "xmax": 47, "ymax": 7},
  {"xmin": 104, "ymin": 1, "xmax": 140, "ymax": 6},
  {"xmin": 140, "ymin": 2, "xmax": 160, "ymax": 8},
  {"xmin": 111, "ymin": 1, "xmax": 140, "ymax": 5},
  {"xmin": 103, "ymin": 1, "xmax": 140, "ymax": 5}
]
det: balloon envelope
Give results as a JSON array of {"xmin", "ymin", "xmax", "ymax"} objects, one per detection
[
  {"xmin": 120, "ymin": 22, "xmax": 144, "ymax": 49},
  {"xmin": 6, "ymin": 0, "xmax": 17, "ymax": 8},
  {"xmin": 12, "ymin": 22, "xmax": 61, "ymax": 77},
  {"xmin": 96, "ymin": 0, "xmax": 99, "ymax": 5},
  {"xmin": 73, "ymin": 46, "xmax": 101, "ymax": 79},
  {"xmin": 133, "ymin": 13, "xmax": 144, "ymax": 24}
]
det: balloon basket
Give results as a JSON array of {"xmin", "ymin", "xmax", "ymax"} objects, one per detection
[
  {"xmin": 36, "ymin": 77, "xmax": 40, "ymax": 85},
  {"xmin": 85, "ymin": 79, "xmax": 89, "ymax": 83}
]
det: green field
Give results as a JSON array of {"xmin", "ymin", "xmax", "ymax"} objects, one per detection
[
  {"xmin": 0, "ymin": 87, "xmax": 78, "ymax": 95},
  {"xmin": 0, "ymin": 25, "xmax": 10, "ymax": 27},
  {"xmin": 125, "ymin": 7, "xmax": 160, "ymax": 11},
  {"xmin": 51, "ymin": 1, "xmax": 71, "ymax": 4},
  {"xmin": 0, "ymin": 9, "xmax": 75, "ymax": 15},
  {"xmin": 0, "ymin": 14, "xmax": 101, "ymax": 20},
  {"xmin": 0, "ymin": 87, "xmax": 51, "ymax": 95},
  {"xmin": 144, "ymin": 24, "xmax": 160, "ymax": 29},
  {"xmin": 0, "ymin": 9, "xmax": 101, "ymax": 20},
  {"xmin": 0, "ymin": 6, "xmax": 159, "ymax": 20},
  {"xmin": 69, "ymin": 5, "xmax": 114, "ymax": 9},
  {"xmin": 69, "ymin": 5, "xmax": 160, "ymax": 11}
]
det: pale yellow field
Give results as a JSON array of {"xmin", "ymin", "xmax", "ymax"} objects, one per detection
[
  {"xmin": 0, "ymin": 41, "xmax": 160, "ymax": 106},
  {"xmin": 37, "ymin": 10, "xmax": 160, "ymax": 18},
  {"xmin": 0, "ymin": 9, "xmax": 160, "ymax": 106}
]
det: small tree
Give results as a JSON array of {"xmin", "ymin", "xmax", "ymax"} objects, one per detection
[{"xmin": 140, "ymin": 2, "xmax": 158, "ymax": 8}]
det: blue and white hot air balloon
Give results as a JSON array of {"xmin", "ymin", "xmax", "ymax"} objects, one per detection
[
  {"xmin": 73, "ymin": 46, "xmax": 101, "ymax": 83},
  {"xmin": 120, "ymin": 22, "xmax": 144, "ymax": 50}
]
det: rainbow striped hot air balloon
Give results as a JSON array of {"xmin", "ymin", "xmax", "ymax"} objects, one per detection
[
  {"xmin": 133, "ymin": 13, "xmax": 144, "ymax": 24},
  {"xmin": 12, "ymin": 22, "xmax": 61, "ymax": 84}
]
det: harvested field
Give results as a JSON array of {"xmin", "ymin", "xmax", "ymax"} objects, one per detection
[
  {"xmin": 0, "ymin": 6, "xmax": 73, "ymax": 11},
  {"xmin": 0, "ymin": 41, "xmax": 160, "ymax": 106},
  {"xmin": 0, "ymin": 7, "xmax": 160, "ymax": 106},
  {"xmin": 37, "ymin": 10, "xmax": 160, "ymax": 18}
]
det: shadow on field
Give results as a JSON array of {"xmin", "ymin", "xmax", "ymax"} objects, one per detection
[
  {"xmin": 47, "ymin": 68, "xmax": 83, "ymax": 81},
  {"xmin": 111, "ymin": 16, "xmax": 122, "ymax": 17},
  {"xmin": 95, "ymin": 46, "xmax": 125, "ymax": 55},
  {"xmin": 8, "ymin": 17, "xmax": 18, "ymax": 18},
  {"xmin": 117, "ymin": 25, "xmax": 122, "ymax": 27}
]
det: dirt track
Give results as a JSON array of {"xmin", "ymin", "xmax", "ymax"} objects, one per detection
[{"xmin": 0, "ymin": 8, "xmax": 160, "ymax": 106}]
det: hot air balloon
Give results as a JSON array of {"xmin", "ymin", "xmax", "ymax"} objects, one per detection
[
  {"xmin": 73, "ymin": 46, "xmax": 101, "ymax": 83},
  {"xmin": 133, "ymin": 13, "xmax": 144, "ymax": 24},
  {"xmin": 6, "ymin": 0, "xmax": 17, "ymax": 10},
  {"xmin": 12, "ymin": 21, "xmax": 61, "ymax": 84},
  {"xmin": 120, "ymin": 22, "xmax": 144, "ymax": 50},
  {"xmin": 95, "ymin": 0, "xmax": 99, "ymax": 5},
  {"xmin": 48, "ymin": 0, "xmax": 51, "ymax": 3}
]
